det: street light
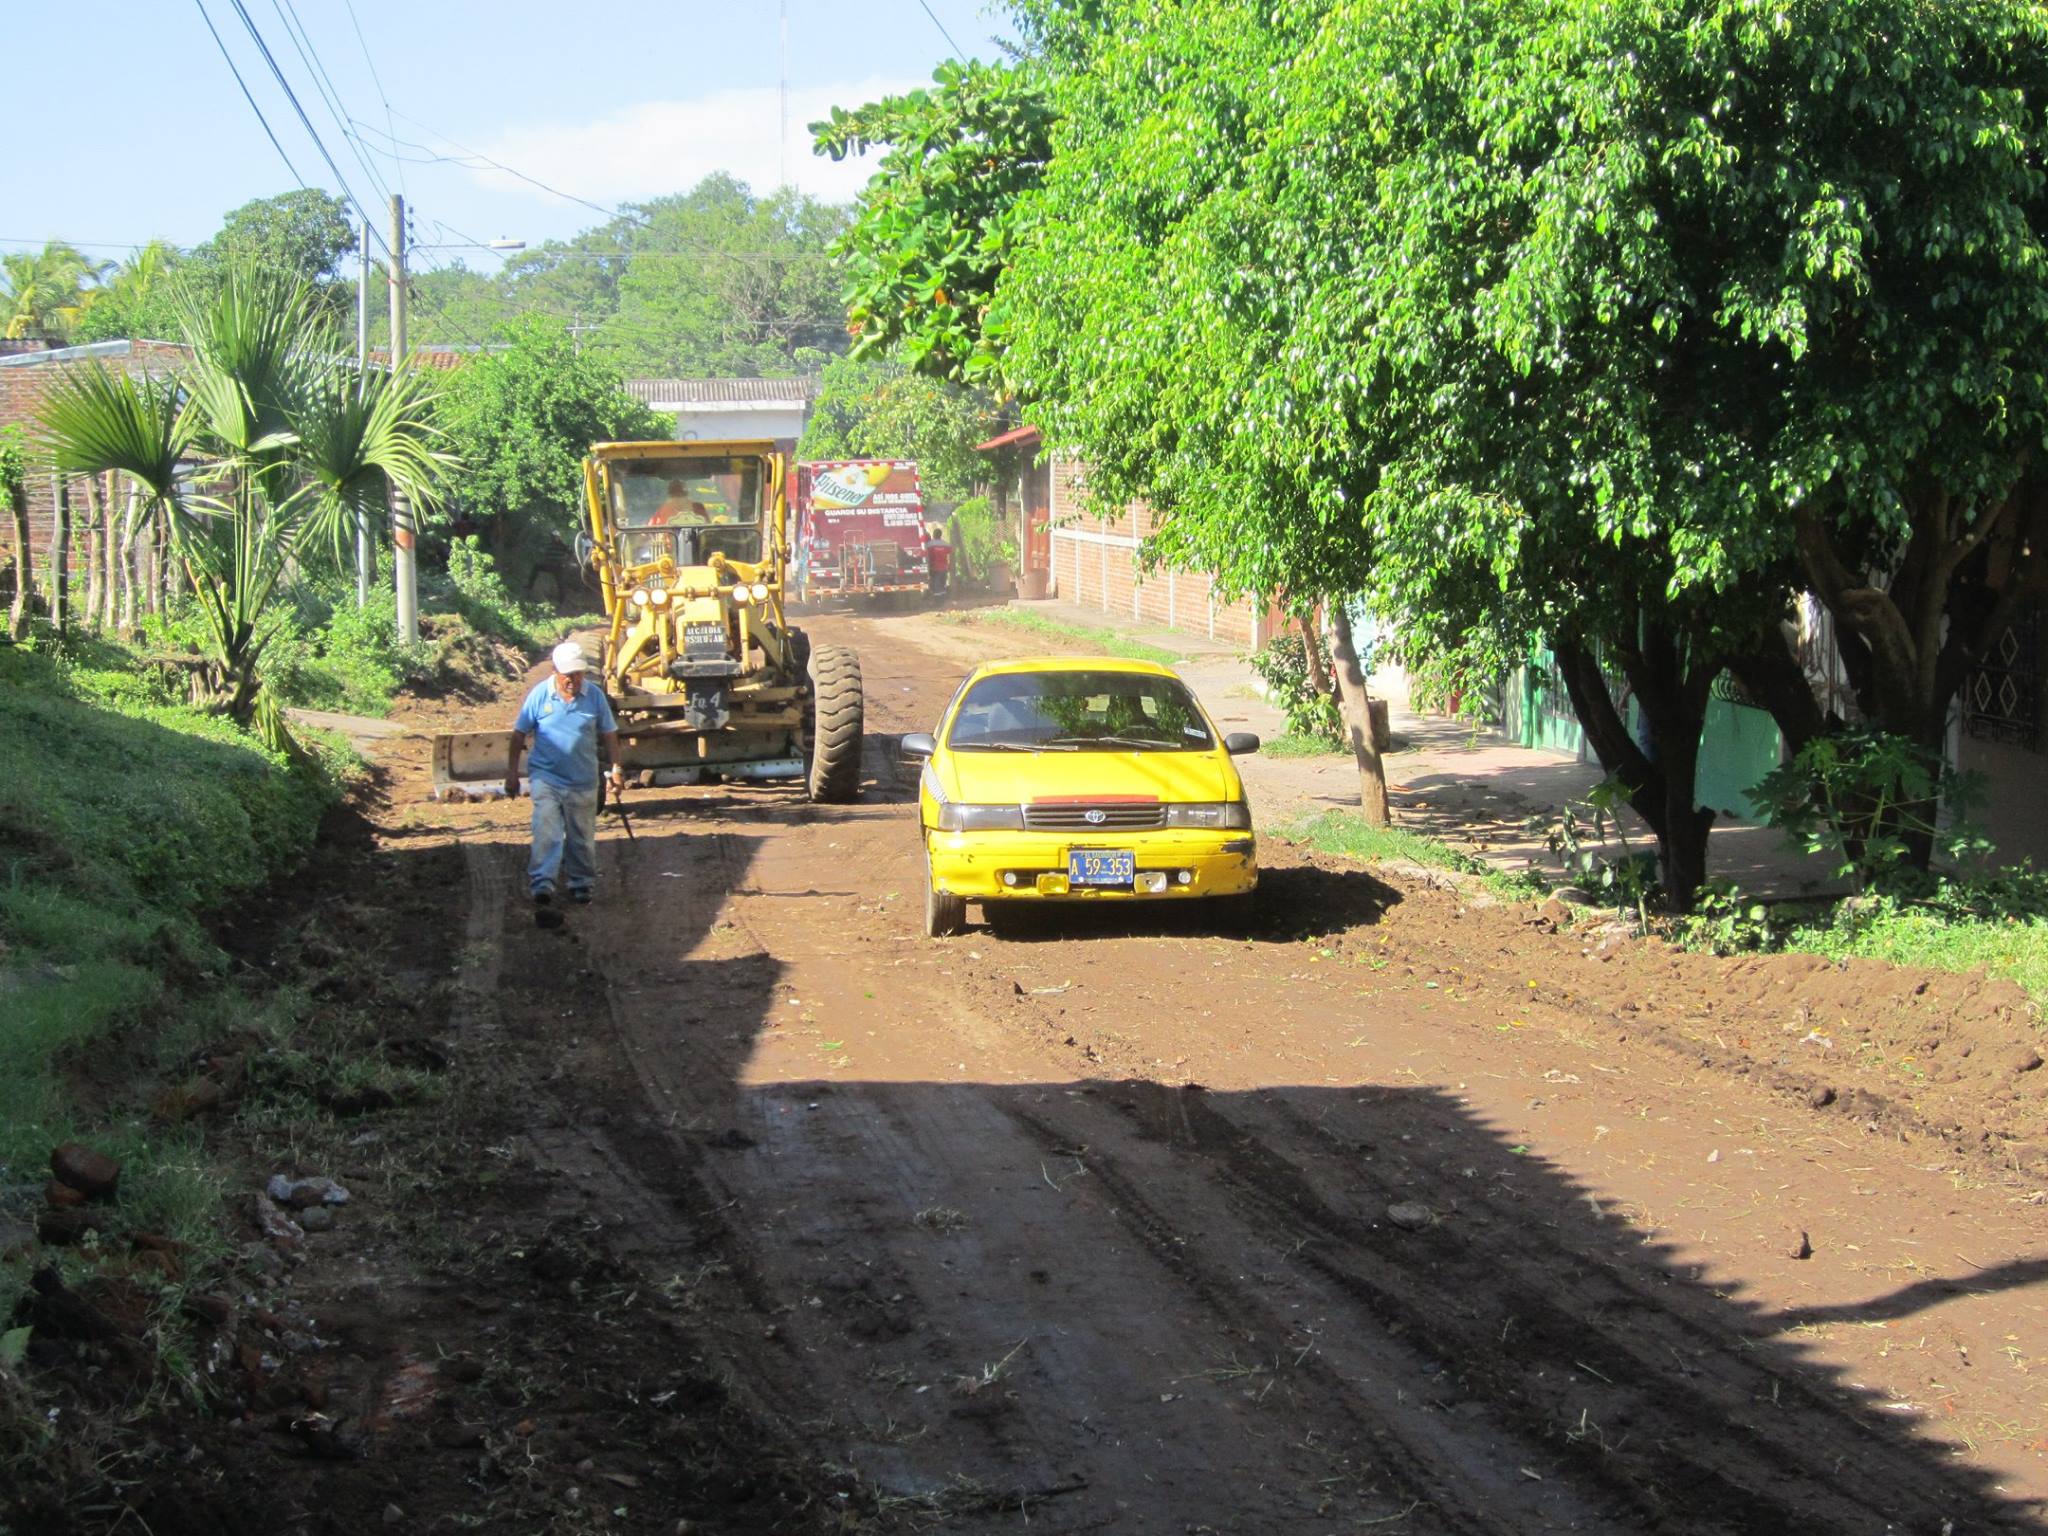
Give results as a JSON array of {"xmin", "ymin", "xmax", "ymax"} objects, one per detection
[{"xmin": 488, "ymin": 237, "xmax": 526, "ymax": 252}]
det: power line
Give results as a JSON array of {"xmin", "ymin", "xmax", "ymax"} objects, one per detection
[
  {"xmin": 340, "ymin": 0, "xmax": 407, "ymax": 199},
  {"xmin": 916, "ymin": 0, "xmax": 965, "ymax": 59},
  {"xmin": 359, "ymin": 111, "xmax": 643, "ymax": 229},
  {"xmin": 224, "ymin": 0, "xmax": 391, "ymax": 260},
  {"xmin": 269, "ymin": 0, "xmax": 395, "ymax": 207},
  {"xmin": 193, "ymin": 0, "xmax": 309, "ymax": 192}
]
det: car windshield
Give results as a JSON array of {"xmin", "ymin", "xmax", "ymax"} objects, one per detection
[{"xmin": 947, "ymin": 670, "xmax": 1214, "ymax": 752}]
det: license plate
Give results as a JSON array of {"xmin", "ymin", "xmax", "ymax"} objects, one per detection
[
  {"xmin": 683, "ymin": 622, "xmax": 726, "ymax": 653},
  {"xmin": 1068, "ymin": 849, "xmax": 1135, "ymax": 886}
]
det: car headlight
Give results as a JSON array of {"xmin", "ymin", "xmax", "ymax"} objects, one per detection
[
  {"xmin": 1166, "ymin": 801, "xmax": 1252, "ymax": 829},
  {"xmin": 935, "ymin": 803, "xmax": 1025, "ymax": 832}
]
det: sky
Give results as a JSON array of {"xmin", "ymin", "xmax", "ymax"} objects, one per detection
[{"xmin": 1, "ymin": 0, "xmax": 1016, "ymax": 276}]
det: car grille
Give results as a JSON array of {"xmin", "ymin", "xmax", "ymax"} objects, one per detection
[{"xmin": 1023, "ymin": 802, "xmax": 1167, "ymax": 831}]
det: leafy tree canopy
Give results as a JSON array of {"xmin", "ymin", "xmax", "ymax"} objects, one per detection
[
  {"xmin": 199, "ymin": 190, "xmax": 357, "ymax": 285},
  {"xmin": 797, "ymin": 354, "xmax": 1001, "ymax": 501},
  {"xmin": 812, "ymin": 58, "xmax": 1055, "ymax": 384},
  {"xmin": 436, "ymin": 315, "xmax": 666, "ymax": 556},
  {"xmin": 408, "ymin": 176, "xmax": 852, "ymax": 376}
]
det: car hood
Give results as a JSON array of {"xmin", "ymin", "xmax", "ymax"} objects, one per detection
[{"xmin": 938, "ymin": 746, "xmax": 1239, "ymax": 807}]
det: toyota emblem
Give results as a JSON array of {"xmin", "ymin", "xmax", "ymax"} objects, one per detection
[{"xmin": 1083, "ymin": 808, "xmax": 1107, "ymax": 825}]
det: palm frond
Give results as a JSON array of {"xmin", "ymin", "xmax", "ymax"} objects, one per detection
[
  {"xmin": 38, "ymin": 363, "xmax": 189, "ymax": 497},
  {"xmin": 290, "ymin": 360, "xmax": 459, "ymax": 564}
]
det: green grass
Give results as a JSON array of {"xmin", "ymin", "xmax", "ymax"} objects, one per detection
[
  {"xmin": 0, "ymin": 637, "xmax": 351, "ymax": 1277},
  {"xmin": 1799, "ymin": 909, "xmax": 2048, "ymax": 1008},
  {"xmin": 942, "ymin": 606, "xmax": 1185, "ymax": 665},
  {"xmin": 1278, "ymin": 808, "xmax": 1549, "ymax": 901},
  {"xmin": 1259, "ymin": 731, "xmax": 1345, "ymax": 758}
]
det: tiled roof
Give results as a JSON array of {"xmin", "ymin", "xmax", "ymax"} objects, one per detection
[{"xmin": 627, "ymin": 376, "xmax": 819, "ymax": 405}]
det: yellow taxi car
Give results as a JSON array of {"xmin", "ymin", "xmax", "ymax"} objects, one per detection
[{"xmin": 900, "ymin": 657, "xmax": 1260, "ymax": 936}]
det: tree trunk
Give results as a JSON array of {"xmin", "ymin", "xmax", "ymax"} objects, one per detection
[
  {"xmin": 1327, "ymin": 602, "xmax": 1391, "ymax": 826},
  {"xmin": 1552, "ymin": 632, "xmax": 1717, "ymax": 912},
  {"xmin": 6, "ymin": 473, "xmax": 33, "ymax": 641},
  {"xmin": 149, "ymin": 505, "xmax": 166, "ymax": 618},
  {"xmin": 117, "ymin": 479, "xmax": 142, "ymax": 636},
  {"xmin": 49, "ymin": 464, "xmax": 69, "ymax": 633},
  {"xmin": 83, "ymin": 474, "xmax": 105, "ymax": 632},
  {"xmin": 1296, "ymin": 611, "xmax": 1332, "ymax": 697}
]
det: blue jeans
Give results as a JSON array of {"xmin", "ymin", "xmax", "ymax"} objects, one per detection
[{"xmin": 528, "ymin": 779, "xmax": 598, "ymax": 897}]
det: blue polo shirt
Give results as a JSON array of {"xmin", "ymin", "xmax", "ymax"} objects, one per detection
[{"xmin": 513, "ymin": 679, "xmax": 616, "ymax": 791}]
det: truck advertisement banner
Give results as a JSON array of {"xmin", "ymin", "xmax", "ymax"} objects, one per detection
[{"xmin": 797, "ymin": 460, "xmax": 930, "ymax": 594}]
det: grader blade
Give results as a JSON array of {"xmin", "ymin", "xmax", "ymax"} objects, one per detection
[{"xmin": 431, "ymin": 729, "xmax": 519, "ymax": 801}]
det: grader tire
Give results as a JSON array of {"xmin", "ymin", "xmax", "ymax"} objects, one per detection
[{"xmin": 806, "ymin": 644, "xmax": 864, "ymax": 804}]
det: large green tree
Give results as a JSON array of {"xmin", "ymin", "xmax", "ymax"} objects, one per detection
[
  {"xmin": 436, "ymin": 315, "xmax": 666, "ymax": 575},
  {"xmin": 814, "ymin": 59, "xmax": 1054, "ymax": 384},
  {"xmin": 832, "ymin": 0, "xmax": 2048, "ymax": 900},
  {"xmin": 2, "ymin": 241, "xmax": 106, "ymax": 340}
]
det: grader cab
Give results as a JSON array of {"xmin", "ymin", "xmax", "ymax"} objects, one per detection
[{"xmin": 431, "ymin": 440, "xmax": 864, "ymax": 802}]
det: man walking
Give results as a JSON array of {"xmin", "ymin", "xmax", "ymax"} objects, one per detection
[{"xmin": 504, "ymin": 640, "xmax": 623, "ymax": 915}]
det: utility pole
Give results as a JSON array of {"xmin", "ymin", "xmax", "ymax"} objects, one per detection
[
  {"xmin": 387, "ymin": 193, "xmax": 419, "ymax": 643},
  {"xmin": 356, "ymin": 221, "xmax": 371, "ymax": 607}
]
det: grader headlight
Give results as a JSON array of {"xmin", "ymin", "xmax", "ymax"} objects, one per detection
[
  {"xmin": 630, "ymin": 587, "xmax": 650, "ymax": 608},
  {"xmin": 750, "ymin": 582, "xmax": 769, "ymax": 603}
]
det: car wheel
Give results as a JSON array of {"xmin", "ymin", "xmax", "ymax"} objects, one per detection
[{"xmin": 923, "ymin": 845, "xmax": 965, "ymax": 937}]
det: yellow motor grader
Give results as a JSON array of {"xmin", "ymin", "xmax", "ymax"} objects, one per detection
[{"xmin": 431, "ymin": 440, "xmax": 864, "ymax": 802}]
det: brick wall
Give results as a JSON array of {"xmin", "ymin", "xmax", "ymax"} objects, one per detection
[
  {"xmin": 1045, "ymin": 457, "xmax": 1277, "ymax": 648},
  {"xmin": 0, "ymin": 341, "xmax": 193, "ymax": 576}
]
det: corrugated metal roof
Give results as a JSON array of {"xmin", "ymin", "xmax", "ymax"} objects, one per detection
[{"xmin": 626, "ymin": 376, "xmax": 819, "ymax": 405}]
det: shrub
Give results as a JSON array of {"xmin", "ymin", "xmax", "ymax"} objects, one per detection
[
  {"xmin": 439, "ymin": 535, "xmax": 559, "ymax": 651},
  {"xmin": 1248, "ymin": 628, "xmax": 1344, "ymax": 746},
  {"xmin": 1751, "ymin": 726, "xmax": 1989, "ymax": 893},
  {"xmin": 949, "ymin": 495, "xmax": 1000, "ymax": 578}
]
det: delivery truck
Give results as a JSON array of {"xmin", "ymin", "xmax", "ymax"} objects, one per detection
[{"xmin": 796, "ymin": 459, "xmax": 931, "ymax": 597}]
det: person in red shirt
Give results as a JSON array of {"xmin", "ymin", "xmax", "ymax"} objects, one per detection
[{"xmin": 924, "ymin": 522, "xmax": 952, "ymax": 598}]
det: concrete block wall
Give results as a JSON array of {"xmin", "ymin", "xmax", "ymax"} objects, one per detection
[
  {"xmin": 1046, "ymin": 458, "xmax": 1274, "ymax": 647},
  {"xmin": 0, "ymin": 342, "xmax": 192, "ymax": 569}
]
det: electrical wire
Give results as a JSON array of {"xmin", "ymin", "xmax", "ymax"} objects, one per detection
[
  {"xmin": 342, "ymin": 0, "xmax": 407, "ymax": 199},
  {"xmin": 224, "ymin": 0, "xmax": 391, "ymax": 260},
  {"xmin": 192, "ymin": 0, "xmax": 309, "ymax": 192},
  {"xmin": 270, "ymin": 0, "xmax": 395, "ymax": 208},
  {"xmin": 917, "ymin": 0, "xmax": 965, "ymax": 59}
]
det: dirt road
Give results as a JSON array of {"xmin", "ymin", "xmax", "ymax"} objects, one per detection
[{"xmin": 363, "ymin": 608, "xmax": 2047, "ymax": 1534}]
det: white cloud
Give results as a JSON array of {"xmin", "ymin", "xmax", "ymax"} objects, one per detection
[{"xmin": 477, "ymin": 77, "xmax": 924, "ymax": 210}]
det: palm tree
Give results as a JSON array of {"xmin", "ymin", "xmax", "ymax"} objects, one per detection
[
  {"xmin": 1, "ymin": 241, "xmax": 105, "ymax": 341},
  {"xmin": 40, "ymin": 262, "xmax": 453, "ymax": 730}
]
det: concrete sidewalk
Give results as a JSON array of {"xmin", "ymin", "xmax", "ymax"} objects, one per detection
[{"xmin": 1000, "ymin": 597, "xmax": 1837, "ymax": 897}]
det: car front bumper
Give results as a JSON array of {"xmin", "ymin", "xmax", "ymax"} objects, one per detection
[{"xmin": 927, "ymin": 829, "xmax": 1258, "ymax": 901}]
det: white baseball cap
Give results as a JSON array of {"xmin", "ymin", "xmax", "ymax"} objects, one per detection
[{"xmin": 551, "ymin": 640, "xmax": 590, "ymax": 674}]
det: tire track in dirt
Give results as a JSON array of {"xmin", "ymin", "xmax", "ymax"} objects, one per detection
[{"xmin": 453, "ymin": 609, "xmax": 2042, "ymax": 1532}]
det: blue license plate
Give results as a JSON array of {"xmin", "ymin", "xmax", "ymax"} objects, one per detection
[{"xmin": 1068, "ymin": 849, "xmax": 1135, "ymax": 886}]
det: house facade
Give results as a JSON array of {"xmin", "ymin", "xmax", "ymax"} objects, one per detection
[{"xmin": 624, "ymin": 377, "xmax": 817, "ymax": 450}]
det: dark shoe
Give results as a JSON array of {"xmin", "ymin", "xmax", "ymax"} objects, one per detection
[
  {"xmin": 533, "ymin": 889, "xmax": 553, "ymax": 906},
  {"xmin": 569, "ymin": 888, "xmax": 593, "ymax": 906}
]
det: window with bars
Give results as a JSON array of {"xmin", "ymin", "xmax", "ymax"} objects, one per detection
[{"xmin": 1963, "ymin": 612, "xmax": 2041, "ymax": 751}]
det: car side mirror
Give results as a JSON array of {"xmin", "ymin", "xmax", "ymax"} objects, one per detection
[
  {"xmin": 1223, "ymin": 732, "xmax": 1261, "ymax": 755},
  {"xmin": 900, "ymin": 732, "xmax": 937, "ymax": 760}
]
